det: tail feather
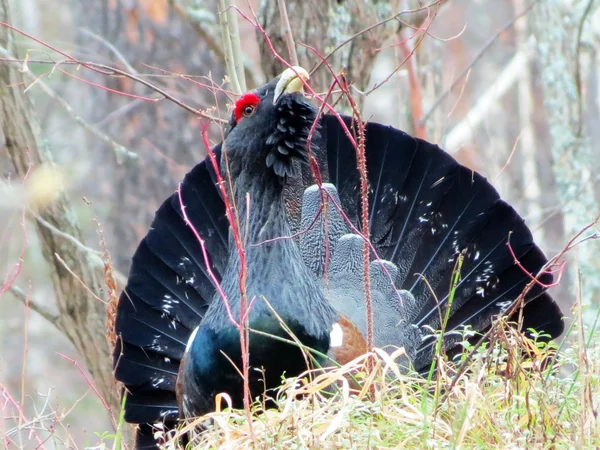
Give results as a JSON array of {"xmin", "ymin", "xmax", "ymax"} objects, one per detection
[
  {"xmin": 123, "ymin": 388, "xmax": 179, "ymax": 424},
  {"xmin": 521, "ymin": 293, "xmax": 563, "ymax": 337},
  {"xmin": 115, "ymin": 343, "xmax": 179, "ymax": 388},
  {"xmin": 412, "ymin": 200, "xmax": 549, "ymax": 327},
  {"xmin": 128, "ymin": 243, "xmax": 208, "ymax": 327},
  {"xmin": 114, "ymin": 151, "xmax": 228, "ymax": 435},
  {"xmin": 116, "ymin": 291, "xmax": 189, "ymax": 359},
  {"xmin": 144, "ymin": 205, "xmax": 221, "ymax": 304},
  {"xmin": 321, "ymin": 115, "xmax": 563, "ymax": 368}
]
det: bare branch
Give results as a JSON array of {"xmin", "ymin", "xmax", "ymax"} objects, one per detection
[
  {"xmin": 0, "ymin": 1, "xmax": 120, "ymax": 416},
  {"xmin": 9, "ymin": 284, "xmax": 61, "ymax": 329},
  {"xmin": 169, "ymin": 1, "xmax": 261, "ymax": 88},
  {"xmin": 226, "ymin": 0, "xmax": 247, "ymax": 91},
  {"xmin": 0, "ymin": 22, "xmax": 227, "ymax": 123},
  {"xmin": 0, "ymin": 46, "xmax": 137, "ymax": 163},
  {"xmin": 32, "ymin": 213, "xmax": 128, "ymax": 287},
  {"xmin": 218, "ymin": 0, "xmax": 242, "ymax": 94},
  {"xmin": 33, "ymin": 214, "xmax": 102, "ymax": 256},
  {"xmin": 78, "ymin": 28, "xmax": 138, "ymax": 75},
  {"xmin": 277, "ymin": 0, "xmax": 299, "ymax": 66},
  {"xmin": 422, "ymin": 0, "xmax": 543, "ymax": 124},
  {"xmin": 54, "ymin": 253, "xmax": 106, "ymax": 305},
  {"xmin": 443, "ymin": 38, "xmax": 535, "ymax": 152}
]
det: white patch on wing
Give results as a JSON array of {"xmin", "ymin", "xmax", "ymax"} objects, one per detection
[
  {"xmin": 330, "ymin": 323, "xmax": 343, "ymax": 348},
  {"xmin": 185, "ymin": 325, "xmax": 200, "ymax": 354}
]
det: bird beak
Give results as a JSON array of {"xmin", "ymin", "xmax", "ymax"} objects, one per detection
[{"xmin": 273, "ymin": 66, "xmax": 309, "ymax": 104}]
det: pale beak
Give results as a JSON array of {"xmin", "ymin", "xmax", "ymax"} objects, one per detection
[{"xmin": 273, "ymin": 66, "xmax": 310, "ymax": 104}]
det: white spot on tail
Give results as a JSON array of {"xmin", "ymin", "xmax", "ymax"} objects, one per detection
[
  {"xmin": 151, "ymin": 377, "xmax": 165, "ymax": 387},
  {"xmin": 330, "ymin": 323, "xmax": 343, "ymax": 348}
]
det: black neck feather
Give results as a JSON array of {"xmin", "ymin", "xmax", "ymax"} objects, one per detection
[{"xmin": 204, "ymin": 110, "xmax": 334, "ymax": 337}]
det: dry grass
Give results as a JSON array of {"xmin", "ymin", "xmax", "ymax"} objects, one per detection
[
  {"xmin": 136, "ymin": 316, "xmax": 600, "ymax": 450},
  {"xmin": 3, "ymin": 311, "xmax": 597, "ymax": 449}
]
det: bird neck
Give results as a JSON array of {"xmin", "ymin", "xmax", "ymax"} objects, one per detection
[
  {"xmin": 230, "ymin": 169, "xmax": 287, "ymax": 243},
  {"xmin": 182, "ymin": 131, "xmax": 338, "ymax": 416},
  {"xmin": 202, "ymin": 167, "xmax": 336, "ymax": 338}
]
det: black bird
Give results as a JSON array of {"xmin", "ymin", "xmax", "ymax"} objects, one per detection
[{"xmin": 113, "ymin": 67, "xmax": 564, "ymax": 448}]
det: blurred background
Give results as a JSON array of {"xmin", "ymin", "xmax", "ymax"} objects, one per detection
[{"xmin": 1, "ymin": 0, "xmax": 599, "ymax": 447}]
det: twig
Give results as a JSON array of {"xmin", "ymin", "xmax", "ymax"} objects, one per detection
[
  {"xmin": 83, "ymin": 196, "xmax": 125, "ymax": 349},
  {"xmin": 0, "ymin": 21, "xmax": 227, "ymax": 123},
  {"xmin": 226, "ymin": 0, "xmax": 247, "ymax": 91},
  {"xmin": 33, "ymin": 70, "xmax": 137, "ymax": 162},
  {"xmin": 197, "ymin": 124, "xmax": 253, "ymax": 435},
  {"xmin": 359, "ymin": 6, "xmax": 436, "ymax": 97},
  {"xmin": 422, "ymin": 0, "xmax": 543, "ymax": 124},
  {"xmin": 0, "ymin": 383, "xmax": 45, "ymax": 447},
  {"xmin": 177, "ymin": 176, "xmax": 235, "ymax": 326},
  {"xmin": 32, "ymin": 213, "xmax": 128, "ymax": 287},
  {"xmin": 333, "ymin": 71, "xmax": 374, "ymax": 358},
  {"xmin": 78, "ymin": 27, "xmax": 138, "ymax": 75},
  {"xmin": 310, "ymin": 0, "xmax": 447, "ymax": 76},
  {"xmin": 33, "ymin": 214, "xmax": 100, "ymax": 256},
  {"xmin": 444, "ymin": 217, "xmax": 599, "ymax": 400},
  {"xmin": 574, "ymin": 0, "xmax": 595, "ymax": 138},
  {"xmin": 55, "ymin": 352, "xmax": 116, "ymax": 428},
  {"xmin": 507, "ymin": 232, "xmax": 565, "ymax": 288},
  {"xmin": 54, "ymin": 253, "xmax": 107, "ymax": 304},
  {"xmin": 8, "ymin": 285, "xmax": 60, "ymax": 328},
  {"xmin": 276, "ymin": 0, "xmax": 299, "ymax": 66},
  {"xmin": 169, "ymin": 0, "xmax": 261, "ymax": 87},
  {"xmin": 443, "ymin": 37, "xmax": 535, "ymax": 152}
]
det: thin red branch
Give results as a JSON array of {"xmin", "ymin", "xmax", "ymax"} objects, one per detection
[
  {"xmin": 0, "ymin": 22, "xmax": 226, "ymax": 123},
  {"xmin": 0, "ymin": 382, "xmax": 45, "ymax": 448},
  {"xmin": 58, "ymin": 68, "xmax": 158, "ymax": 102},
  {"xmin": 231, "ymin": 6, "xmax": 358, "ymax": 149},
  {"xmin": 199, "ymin": 124, "xmax": 253, "ymax": 423},
  {"xmin": 55, "ymin": 353, "xmax": 114, "ymax": 419},
  {"xmin": 177, "ymin": 177, "xmax": 237, "ymax": 328},
  {"xmin": 302, "ymin": 46, "xmax": 408, "ymax": 311},
  {"xmin": 507, "ymin": 232, "xmax": 565, "ymax": 289}
]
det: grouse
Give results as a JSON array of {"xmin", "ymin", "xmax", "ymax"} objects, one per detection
[{"xmin": 113, "ymin": 67, "xmax": 564, "ymax": 448}]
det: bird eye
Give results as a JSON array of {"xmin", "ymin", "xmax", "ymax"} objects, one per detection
[{"xmin": 243, "ymin": 105, "xmax": 255, "ymax": 117}]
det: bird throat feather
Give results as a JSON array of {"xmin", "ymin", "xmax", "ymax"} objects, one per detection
[{"xmin": 264, "ymin": 95, "xmax": 320, "ymax": 178}]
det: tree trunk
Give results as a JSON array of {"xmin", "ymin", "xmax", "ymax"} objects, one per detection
[
  {"xmin": 258, "ymin": 1, "xmax": 413, "ymax": 98},
  {"xmin": 0, "ymin": 0, "xmax": 119, "ymax": 417},
  {"xmin": 531, "ymin": 1, "xmax": 600, "ymax": 312}
]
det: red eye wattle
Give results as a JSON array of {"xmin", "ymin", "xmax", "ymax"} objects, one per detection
[{"xmin": 234, "ymin": 92, "xmax": 260, "ymax": 122}]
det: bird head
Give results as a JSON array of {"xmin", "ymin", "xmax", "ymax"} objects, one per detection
[{"xmin": 223, "ymin": 66, "xmax": 317, "ymax": 178}]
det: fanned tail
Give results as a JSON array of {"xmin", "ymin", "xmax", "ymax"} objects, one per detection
[
  {"xmin": 310, "ymin": 115, "xmax": 563, "ymax": 369},
  {"xmin": 113, "ymin": 147, "xmax": 228, "ymax": 441}
]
